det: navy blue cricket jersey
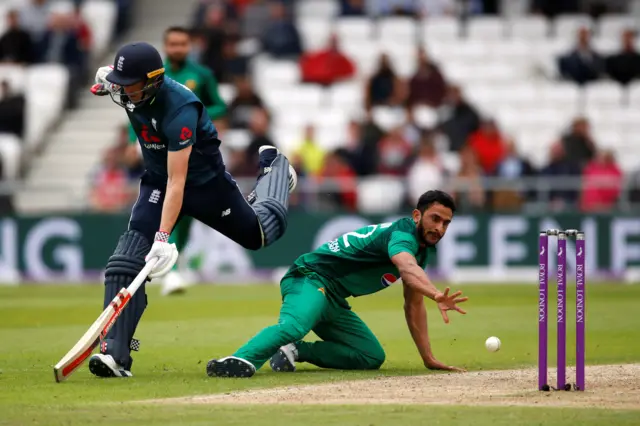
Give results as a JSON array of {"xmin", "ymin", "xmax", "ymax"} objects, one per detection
[{"xmin": 126, "ymin": 77, "xmax": 224, "ymax": 186}]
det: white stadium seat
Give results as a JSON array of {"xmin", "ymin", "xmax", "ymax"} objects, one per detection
[
  {"xmin": 423, "ymin": 17, "xmax": 462, "ymax": 42},
  {"xmin": 508, "ymin": 16, "xmax": 550, "ymax": 40},
  {"xmin": 371, "ymin": 106, "xmax": 407, "ymax": 131},
  {"xmin": 25, "ymin": 64, "xmax": 69, "ymax": 149},
  {"xmin": 357, "ymin": 177, "xmax": 405, "ymax": 214},
  {"xmin": 297, "ymin": 18, "xmax": 333, "ymax": 51},
  {"xmin": 295, "ymin": 0, "xmax": 339, "ymax": 18},
  {"xmin": 585, "ymin": 81, "xmax": 625, "ymax": 107},
  {"xmin": 0, "ymin": 64, "xmax": 26, "ymax": 94},
  {"xmin": 217, "ymin": 84, "xmax": 236, "ymax": 104},
  {"xmin": 252, "ymin": 60, "xmax": 300, "ymax": 89},
  {"xmin": 82, "ymin": 0, "xmax": 117, "ymax": 59},
  {"xmin": 335, "ymin": 18, "xmax": 374, "ymax": 43},
  {"xmin": 222, "ymin": 130, "xmax": 252, "ymax": 150},
  {"xmin": 466, "ymin": 17, "xmax": 506, "ymax": 40},
  {"xmin": 328, "ymin": 81, "xmax": 365, "ymax": 114},
  {"xmin": 378, "ymin": 17, "xmax": 418, "ymax": 43},
  {"xmin": 412, "ymin": 106, "xmax": 439, "ymax": 129},
  {"xmin": 598, "ymin": 15, "xmax": 637, "ymax": 38},
  {"xmin": 554, "ymin": 14, "xmax": 594, "ymax": 39}
]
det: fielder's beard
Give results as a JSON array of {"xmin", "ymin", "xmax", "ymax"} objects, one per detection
[{"xmin": 418, "ymin": 222, "xmax": 440, "ymax": 247}]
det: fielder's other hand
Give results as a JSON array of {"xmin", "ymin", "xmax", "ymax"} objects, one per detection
[
  {"xmin": 424, "ymin": 357, "xmax": 467, "ymax": 373},
  {"xmin": 145, "ymin": 232, "xmax": 179, "ymax": 279},
  {"xmin": 435, "ymin": 287, "xmax": 468, "ymax": 324}
]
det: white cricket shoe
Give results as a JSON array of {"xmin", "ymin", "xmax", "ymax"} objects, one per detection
[
  {"xmin": 161, "ymin": 270, "xmax": 188, "ymax": 296},
  {"xmin": 88, "ymin": 354, "xmax": 132, "ymax": 378},
  {"xmin": 270, "ymin": 343, "xmax": 298, "ymax": 372}
]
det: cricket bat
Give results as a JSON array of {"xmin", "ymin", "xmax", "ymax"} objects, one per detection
[{"xmin": 53, "ymin": 258, "xmax": 158, "ymax": 383}]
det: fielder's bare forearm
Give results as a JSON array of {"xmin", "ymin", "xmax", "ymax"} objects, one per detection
[
  {"xmin": 403, "ymin": 285, "xmax": 434, "ymax": 362},
  {"xmin": 159, "ymin": 180, "xmax": 184, "ymax": 233},
  {"xmin": 392, "ymin": 253, "xmax": 441, "ymax": 301}
]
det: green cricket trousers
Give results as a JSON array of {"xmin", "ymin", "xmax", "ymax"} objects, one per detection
[{"xmin": 233, "ymin": 271, "xmax": 386, "ymax": 371}]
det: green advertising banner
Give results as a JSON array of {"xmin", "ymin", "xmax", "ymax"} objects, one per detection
[{"xmin": 1, "ymin": 212, "xmax": 639, "ymax": 283}]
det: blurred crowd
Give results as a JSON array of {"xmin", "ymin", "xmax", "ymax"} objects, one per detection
[{"xmin": 74, "ymin": 0, "xmax": 640, "ymax": 213}]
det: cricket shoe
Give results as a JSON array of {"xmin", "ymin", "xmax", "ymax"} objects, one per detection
[
  {"xmin": 88, "ymin": 354, "xmax": 132, "ymax": 378},
  {"xmin": 247, "ymin": 145, "xmax": 297, "ymax": 205},
  {"xmin": 160, "ymin": 270, "xmax": 189, "ymax": 296},
  {"xmin": 270, "ymin": 343, "xmax": 298, "ymax": 372},
  {"xmin": 206, "ymin": 356, "xmax": 256, "ymax": 378}
]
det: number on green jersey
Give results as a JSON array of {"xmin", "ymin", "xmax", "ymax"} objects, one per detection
[{"xmin": 341, "ymin": 222, "xmax": 392, "ymax": 247}]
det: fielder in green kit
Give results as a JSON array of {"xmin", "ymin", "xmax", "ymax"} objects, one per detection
[
  {"xmin": 207, "ymin": 190, "xmax": 468, "ymax": 377},
  {"xmin": 126, "ymin": 26, "xmax": 227, "ymax": 296}
]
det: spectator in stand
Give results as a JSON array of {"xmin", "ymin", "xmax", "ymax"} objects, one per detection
[
  {"xmin": 220, "ymin": 34, "xmax": 249, "ymax": 83},
  {"xmin": 376, "ymin": 127, "xmax": 413, "ymax": 176},
  {"xmin": 366, "ymin": 54, "xmax": 402, "ymax": 107},
  {"xmin": 316, "ymin": 150, "xmax": 357, "ymax": 211},
  {"xmin": 539, "ymin": 142, "xmax": 581, "ymax": 210},
  {"xmin": 438, "ymin": 85, "xmax": 481, "ymax": 151},
  {"xmin": 90, "ymin": 148, "xmax": 134, "ymax": 213},
  {"xmin": 561, "ymin": 117, "xmax": 596, "ymax": 169},
  {"xmin": 300, "ymin": 33, "xmax": 356, "ymax": 86},
  {"xmin": 200, "ymin": 5, "xmax": 230, "ymax": 82},
  {"xmin": 0, "ymin": 81, "xmax": 25, "ymax": 138},
  {"xmin": 228, "ymin": 75, "xmax": 265, "ymax": 129},
  {"xmin": 580, "ymin": 149, "xmax": 623, "ymax": 212},
  {"xmin": 18, "ymin": 0, "xmax": 51, "ymax": 63},
  {"xmin": 558, "ymin": 27, "xmax": 604, "ymax": 86},
  {"xmin": 192, "ymin": 0, "xmax": 239, "ymax": 30},
  {"xmin": 0, "ymin": 10, "xmax": 33, "ymax": 64},
  {"xmin": 340, "ymin": 0, "xmax": 366, "ymax": 16},
  {"xmin": 466, "ymin": 118, "xmax": 507, "ymax": 175},
  {"xmin": 452, "ymin": 146, "xmax": 486, "ymax": 211},
  {"xmin": 605, "ymin": 29, "xmax": 640, "ymax": 86},
  {"xmin": 188, "ymin": 29, "xmax": 207, "ymax": 64},
  {"xmin": 496, "ymin": 139, "xmax": 536, "ymax": 196},
  {"xmin": 407, "ymin": 132, "xmax": 446, "ymax": 206},
  {"xmin": 293, "ymin": 125, "xmax": 326, "ymax": 177},
  {"xmin": 243, "ymin": 0, "xmax": 274, "ymax": 40},
  {"xmin": 367, "ymin": 0, "xmax": 421, "ymax": 17},
  {"xmin": 243, "ymin": 108, "xmax": 276, "ymax": 175},
  {"xmin": 418, "ymin": 0, "xmax": 458, "ymax": 17},
  {"xmin": 531, "ymin": 0, "xmax": 580, "ymax": 17},
  {"xmin": 407, "ymin": 48, "xmax": 447, "ymax": 108},
  {"xmin": 261, "ymin": 1, "xmax": 303, "ymax": 59}
]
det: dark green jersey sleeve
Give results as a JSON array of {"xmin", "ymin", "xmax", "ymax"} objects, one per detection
[
  {"xmin": 200, "ymin": 68, "xmax": 227, "ymax": 120},
  {"xmin": 388, "ymin": 231, "xmax": 420, "ymax": 258},
  {"xmin": 128, "ymin": 123, "xmax": 137, "ymax": 144},
  {"xmin": 164, "ymin": 104, "xmax": 198, "ymax": 152}
]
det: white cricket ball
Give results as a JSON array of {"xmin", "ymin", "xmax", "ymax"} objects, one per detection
[{"xmin": 485, "ymin": 336, "xmax": 501, "ymax": 352}]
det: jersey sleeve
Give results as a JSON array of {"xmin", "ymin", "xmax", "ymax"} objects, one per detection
[
  {"xmin": 164, "ymin": 104, "xmax": 198, "ymax": 152},
  {"xmin": 127, "ymin": 123, "xmax": 137, "ymax": 144},
  {"xmin": 387, "ymin": 231, "xmax": 419, "ymax": 259}
]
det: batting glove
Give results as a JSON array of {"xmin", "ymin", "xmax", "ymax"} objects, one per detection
[
  {"xmin": 91, "ymin": 65, "xmax": 115, "ymax": 96},
  {"xmin": 145, "ymin": 231, "xmax": 179, "ymax": 279}
]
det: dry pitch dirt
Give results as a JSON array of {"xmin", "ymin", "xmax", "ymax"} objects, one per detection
[{"xmin": 151, "ymin": 364, "xmax": 640, "ymax": 409}]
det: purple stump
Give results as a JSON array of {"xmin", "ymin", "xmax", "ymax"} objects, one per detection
[
  {"xmin": 538, "ymin": 232, "xmax": 549, "ymax": 390},
  {"xmin": 557, "ymin": 233, "xmax": 567, "ymax": 390},
  {"xmin": 576, "ymin": 233, "xmax": 586, "ymax": 391}
]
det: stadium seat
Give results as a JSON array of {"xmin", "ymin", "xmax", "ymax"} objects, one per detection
[
  {"xmin": 342, "ymin": 42, "xmax": 381, "ymax": 78},
  {"xmin": 315, "ymin": 124, "xmax": 348, "ymax": 151},
  {"xmin": 223, "ymin": 130, "xmax": 251, "ymax": 150},
  {"xmin": 0, "ymin": 64, "xmax": 26, "ymax": 94},
  {"xmin": 295, "ymin": 0, "xmax": 339, "ymax": 18},
  {"xmin": 592, "ymin": 129, "xmax": 624, "ymax": 149},
  {"xmin": 554, "ymin": 14, "xmax": 594, "ymax": 39},
  {"xmin": 422, "ymin": 17, "xmax": 462, "ymax": 42},
  {"xmin": 598, "ymin": 14, "xmax": 637, "ymax": 37},
  {"xmin": 252, "ymin": 59, "xmax": 300, "ymax": 89},
  {"xmin": 25, "ymin": 65, "xmax": 69, "ymax": 149},
  {"xmin": 217, "ymin": 84, "xmax": 236, "ymax": 104},
  {"xmin": 508, "ymin": 16, "xmax": 550, "ymax": 40},
  {"xmin": 371, "ymin": 106, "xmax": 407, "ymax": 131},
  {"xmin": 357, "ymin": 177, "xmax": 405, "ymax": 214},
  {"xmin": 412, "ymin": 106, "xmax": 439, "ymax": 129},
  {"xmin": 585, "ymin": 81, "xmax": 625, "ymax": 107},
  {"xmin": 378, "ymin": 17, "xmax": 418, "ymax": 44},
  {"xmin": 0, "ymin": 133, "xmax": 22, "ymax": 180},
  {"xmin": 271, "ymin": 124, "xmax": 304, "ymax": 156},
  {"xmin": 466, "ymin": 17, "xmax": 506, "ymax": 40},
  {"xmin": 537, "ymin": 82, "xmax": 581, "ymax": 109},
  {"xmin": 297, "ymin": 18, "xmax": 333, "ymax": 51},
  {"xmin": 592, "ymin": 37, "xmax": 620, "ymax": 56},
  {"xmin": 334, "ymin": 18, "xmax": 374, "ymax": 43},
  {"xmin": 82, "ymin": 0, "xmax": 117, "ymax": 59},
  {"xmin": 328, "ymin": 81, "xmax": 365, "ymax": 114}
]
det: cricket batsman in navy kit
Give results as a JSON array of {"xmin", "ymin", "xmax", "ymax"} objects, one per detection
[{"xmin": 87, "ymin": 42, "xmax": 297, "ymax": 378}]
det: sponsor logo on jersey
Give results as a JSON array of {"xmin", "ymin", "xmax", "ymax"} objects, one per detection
[
  {"xmin": 380, "ymin": 273, "xmax": 397, "ymax": 288},
  {"xmin": 144, "ymin": 143, "xmax": 166, "ymax": 150},
  {"xmin": 328, "ymin": 239, "xmax": 340, "ymax": 253}
]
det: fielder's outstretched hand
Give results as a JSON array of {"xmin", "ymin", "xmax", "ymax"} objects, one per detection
[
  {"xmin": 424, "ymin": 356, "xmax": 467, "ymax": 372},
  {"xmin": 434, "ymin": 287, "xmax": 468, "ymax": 324}
]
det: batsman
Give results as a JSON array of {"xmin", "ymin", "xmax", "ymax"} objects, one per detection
[
  {"xmin": 208, "ymin": 190, "xmax": 468, "ymax": 377},
  {"xmin": 88, "ymin": 41, "xmax": 297, "ymax": 378}
]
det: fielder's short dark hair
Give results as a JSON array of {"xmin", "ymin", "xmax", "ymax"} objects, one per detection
[
  {"xmin": 164, "ymin": 26, "xmax": 190, "ymax": 40},
  {"xmin": 416, "ymin": 190, "xmax": 456, "ymax": 214}
]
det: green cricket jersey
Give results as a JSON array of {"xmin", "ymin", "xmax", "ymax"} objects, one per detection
[
  {"xmin": 289, "ymin": 218, "xmax": 431, "ymax": 299},
  {"xmin": 129, "ymin": 59, "xmax": 226, "ymax": 143}
]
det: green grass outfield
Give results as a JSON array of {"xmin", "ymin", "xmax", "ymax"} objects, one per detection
[{"xmin": 1, "ymin": 283, "xmax": 639, "ymax": 425}]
